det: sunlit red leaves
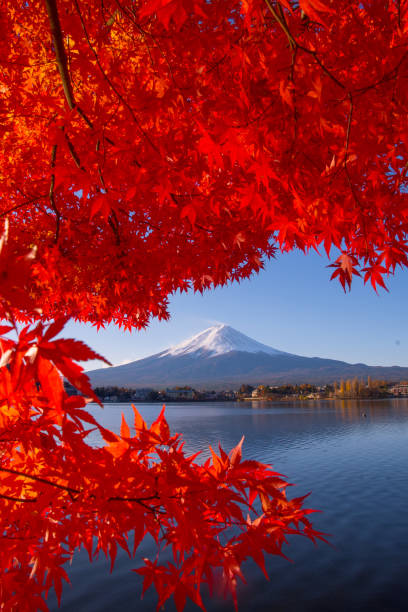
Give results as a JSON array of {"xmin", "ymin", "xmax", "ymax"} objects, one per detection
[
  {"xmin": 329, "ymin": 252, "xmax": 361, "ymax": 291},
  {"xmin": 0, "ymin": 318, "xmax": 110, "ymax": 410},
  {"xmin": 3, "ymin": 0, "xmax": 408, "ymax": 332},
  {"xmin": 0, "ymin": 222, "xmax": 37, "ymax": 316},
  {"xmin": 299, "ymin": 0, "xmax": 335, "ymax": 23},
  {"xmin": 363, "ymin": 264, "xmax": 389, "ymax": 293}
]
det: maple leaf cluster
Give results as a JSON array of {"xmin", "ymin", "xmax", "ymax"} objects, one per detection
[
  {"xmin": 0, "ymin": 231, "xmax": 326, "ymax": 611},
  {"xmin": 2, "ymin": 0, "xmax": 408, "ymax": 609}
]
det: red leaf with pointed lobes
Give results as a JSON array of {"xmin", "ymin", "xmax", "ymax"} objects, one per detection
[
  {"xmin": 51, "ymin": 356, "xmax": 101, "ymax": 405},
  {"xmin": 181, "ymin": 205, "xmax": 197, "ymax": 227},
  {"xmin": 150, "ymin": 405, "xmax": 166, "ymax": 437},
  {"xmin": 229, "ymin": 436, "xmax": 244, "ymax": 467},
  {"xmin": 49, "ymin": 339, "xmax": 111, "ymax": 365},
  {"xmin": 37, "ymin": 357, "xmax": 64, "ymax": 415},
  {"xmin": 329, "ymin": 253, "xmax": 361, "ymax": 291},
  {"xmin": 300, "ymin": 0, "xmax": 335, "ymax": 18},
  {"xmin": 43, "ymin": 317, "xmax": 70, "ymax": 342},
  {"xmin": 100, "ymin": 426, "xmax": 120, "ymax": 444},
  {"xmin": 209, "ymin": 445, "xmax": 224, "ymax": 476},
  {"xmin": 132, "ymin": 404, "xmax": 147, "ymax": 431},
  {"xmin": 363, "ymin": 265, "xmax": 389, "ymax": 293},
  {"xmin": 120, "ymin": 413, "xmax": 131, "ymax": 439}
]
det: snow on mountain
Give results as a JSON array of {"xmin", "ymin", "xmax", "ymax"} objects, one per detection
[{"xmin": 159, "ymin": 324, "xmax": 288, "ymax": 358}]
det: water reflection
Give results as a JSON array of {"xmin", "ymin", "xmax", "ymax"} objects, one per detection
[{"xmin": 49, "ymin": 400, "xmax": 408, "ymax": 612}]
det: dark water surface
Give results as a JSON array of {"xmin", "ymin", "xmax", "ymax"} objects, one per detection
[{"xmin": 49, "ymin": 400, "xmax": 408, "ymax": 611}]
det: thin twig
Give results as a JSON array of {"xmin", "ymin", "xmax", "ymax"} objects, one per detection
[
  {"xmin": 0, "ymin": 466, "xmax": 79, "ymax": 495},
  {"xmin": 343, "ymin": 92, "xmax": 361, "ymax": 207},
  {"xmin": 0, "ymin": 493, "xmax": 37, "ymax": 503},
  {"xmin": 73, "ymin": 0, "xmax": 160, "ymax": 154},
  {"xmin": 0, "ymin": 467, "xmax": 166, "ymax": 513},
  {"xmin": 49, "ymin": 144, "xmax": 61, "ymax": 243},
  {"xmin": 264, "ymin": 0, "xmax": 346, "ymax": 90},
  {"xmin": 0, "ymin": 198, "xmax": 45, "ymax": 219},
  {"xmin": 64, "ymin": 132, "xmax": 83, "ymax": 169},
  {"xmin": 264, "ymin": 0, "xmax": 296, "ymax": 48},
  {"xmin": 344, "ymin": 92, "xmax": 353, "ymax": 168},
  {"xmin": 108, "ymin": 214, "xmax": 121, "ymax": 245}
]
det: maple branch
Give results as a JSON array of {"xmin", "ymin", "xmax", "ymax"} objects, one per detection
[
  {"xmin": 300, "ymin": 45, "xmax": 346, "ymax": 90},
  {"xmin": 108, "ymin": 214, "xmax": 121, "ymax": 246},
  {"xmin": 64, "ymin": 131, "xmax": 83, "ymax": 169},
  {"xmin": 344, "ymin": 92, "xmax": 353, "ymax": 168},
  {"xmin": 289, "ymin": 44, "xmax": 299, "ymax": 152},
  {"xmin": 73, "ymin": 0, "xmax": 160, "ymax": 155},
  {"xmin": 0, "ymin": 466, "xmax": 165, "ymax": 513},
  {"xmin": 230, "ymin": 100, "xmax": 276, "ymax": 129},
  {"xmin": 0, "ymin": 493, "xmax": 38, "ymax": 503},
  {"xmin": 0, "ymin": 197, "xmax": 46, "ymax": 219},
  {"xmin": 106, "ymin": 8, "xmax": 119, "ymax": 29},
  {"xmin": 353, "ymin": 50, "xmax": 408, "ymax": 97},
  {"xmin": 343, "ymin": 91, "xmax": 361, "ymax": 209},
  {"xmin": 264, "ymin": 0, "xmax": 295, "ymax": 49},
  {"xmin": 43, "ymin": 0, "xmax": 94, "ymax": 129},
  {"xmin": 0, "ymin": 466, "xmax": 79, "ymax": 495},
  {"xmin": 264, "ymin": 0, "xmax": 346, "ymax": 91},
  {"xmin": 107, "ymin": 493, "xmax": 165, "ymax": 514},
  {"xmin": 43, "ymin": 0, "xmax": 75, "ymax": 109},
  {"xmin": 49, "ymin": 144, "xmax": 61, "ymax": 243},
  {"xmin": 118, "ymin": 3, "xmax": 183, "ymax": 91},
  {"xmin": 107, "ymin": 494, "xmax": 160, "ymax": 503},
  {"xmin": 94, "ymin": 144, "xmax": 121, "ymax": 244}
]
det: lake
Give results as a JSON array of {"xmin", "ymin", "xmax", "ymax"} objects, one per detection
[{"xmin": 49, "ymin": 399, "xmax": 408, "ymax": 611}]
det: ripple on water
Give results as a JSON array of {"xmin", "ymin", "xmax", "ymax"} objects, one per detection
[{"xmin": 49, "ymin": 400, "xmax": 408, "ymax": 612}]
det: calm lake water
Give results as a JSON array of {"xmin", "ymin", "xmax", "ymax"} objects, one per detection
[{"xmin": 49, "ymin": 399, "xmax": 408, "ymax": 612}]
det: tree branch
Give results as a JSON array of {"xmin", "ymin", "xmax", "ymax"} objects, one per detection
[
  {"xmin": 0, "ymin": 493, "xmax": 37, "ymax": 503},
  {"xmin": 0, "ymin": 467, "xmax": 165, "ymax": 512},
  {"xmin": 43, "ymin": 0, "xmax": 94, "ymax": 128},
  {"xmin": 0, "ymin": 466, "xmax": 79, "ymax": 495},
  {"xmin": 0, "ymin": 197, "xmax": 46, "ymax": 219},
  {"xmin": 264, "ymin": 0, "xmax": 296, "ymax": 49},
  {"xmin": 43, "ymin": 0, "xmax": 75, "ymax": 109},
  {"xmin": 73, "ymin": 0, "xmax": 160, "ymax": 154},
  {"xmin": 264, "ymin": 0, "xmax": 346, "ymax": 91},
  {"xmin": 64, "ymin": 132, "xmax": 83, "ymax": 169},
  {"xmin": 49, "ymin": 144, "xmax": 61, "ymax": 243}
]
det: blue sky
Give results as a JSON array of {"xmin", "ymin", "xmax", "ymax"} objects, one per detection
[{"xmin": 64, "ymin": 249, "xmax": 408, "ymax": 371}]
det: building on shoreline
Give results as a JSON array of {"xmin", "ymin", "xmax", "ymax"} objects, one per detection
[{"xmin": 389, "ymin": 383, "xmax": 408, "ymax": 396}]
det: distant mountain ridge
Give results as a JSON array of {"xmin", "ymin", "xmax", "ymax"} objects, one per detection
[{"xmin": 87, "ymin": 324, "xmax": 408, "ymax": 389}]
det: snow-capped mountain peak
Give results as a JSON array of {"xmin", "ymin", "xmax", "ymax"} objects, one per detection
[{"xmin": 160, "ymin": 324, "xmax": 286, "ymax": 358}]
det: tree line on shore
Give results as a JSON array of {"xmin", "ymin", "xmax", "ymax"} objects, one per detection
[
  {"xmin": 88, "ymin": 378, "xmax": 403, "ymax": 403},
  {"xmin": 244, "ymin": 378, "xmax": 401, "ymax": 400},
  {"xmin": 331, "ymin": 377, "xmax": 392, "ymax": 398},
  {"xmin": 92, "ymin": 385, "xmax": 236, "ymax": 402}
]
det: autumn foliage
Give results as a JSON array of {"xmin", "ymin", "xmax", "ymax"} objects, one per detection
[
  {"xmin": 0, "ymin": 241, "xmax": 326, "ymax": 610},
  {"xmin": 1, "ymin": 0, "xmax": 407, "ymax": 609}
]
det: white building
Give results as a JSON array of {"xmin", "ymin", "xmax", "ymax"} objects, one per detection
[{"xmin": 390, "ymin": 383, "xmax": 408, "ymax": 396}]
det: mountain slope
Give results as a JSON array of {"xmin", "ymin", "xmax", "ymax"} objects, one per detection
[
  {"xmin": 159, "ymin": 324, "xmax": 289, "ymax": 357},
  {"xmin": 87, "ymin": 324, "xmax": 408, "ymax": 389}
]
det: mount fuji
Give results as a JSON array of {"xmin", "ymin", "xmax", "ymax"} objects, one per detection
[{"xmin": 87, "ymin": 324, "xmax": 408, "ymax": 389}]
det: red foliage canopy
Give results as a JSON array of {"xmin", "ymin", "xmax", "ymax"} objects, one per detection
[
  {"xmin": 1, "ymin": 0, "xmax": 407, "ymax": 609},
  {"xmin": 2, "ymin": 0, "xmax": 408, "ymax": 328}
]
